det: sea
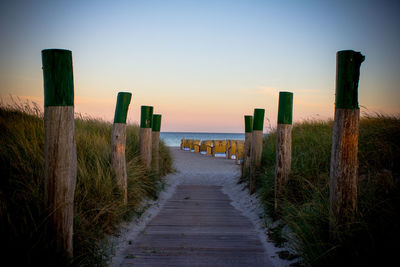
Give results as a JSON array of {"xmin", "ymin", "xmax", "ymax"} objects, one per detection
[{"xmin": 160, "ymin": 132, "xmax": 245, "ymax": 147}]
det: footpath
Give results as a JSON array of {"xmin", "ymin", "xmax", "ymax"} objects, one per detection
[{"xmin": 111, "ymin": 147, "xmax": 293, "ymax": 267}]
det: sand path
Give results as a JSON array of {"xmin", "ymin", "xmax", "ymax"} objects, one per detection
[{"xmin": 110, "ymin": 147, "xmax": 292, "ymax": 267}]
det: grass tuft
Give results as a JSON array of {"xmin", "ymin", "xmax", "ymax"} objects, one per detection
[
  {"xmin": 0, "ymin": 101, "xmax": 173, "ymax": 266},
  {"xmin": 255, "ymin": 114, "xmax": 400, "ymax": 266}
]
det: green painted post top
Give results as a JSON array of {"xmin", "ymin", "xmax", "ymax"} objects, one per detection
[
  {"xmin": 113, "ymin": 92, "xmax": 132, "ymax": 123},
  {"xmin": 140, "ymin": 106, "xmax": 153, "ymax": 128},
  {"xmin": 335, "ymin": 50, "xmax": 365, "ymax": 109},
  {"xmin": 42, "ymin": 49, "xmax": 74, "ymax": 107},
  {"xmin": 244, "ymin": 115, "xmax": 253, "ymax": 133},
  {"xmin": 277, "ymin": 92, "xmax": 293, "ymax": 124},
  {"xmin": 253, "ymin": 108, "xmax": 265, "ymax": 131},
  {"xmin": 152, "ymin": 114, "xmax": 162, "ymax": 132}
]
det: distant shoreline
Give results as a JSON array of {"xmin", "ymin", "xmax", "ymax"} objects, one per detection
[
  {"xmin": 160, "ymin": 132, "xmax": 246, "ymax": 147},
  {"xmin": 160, "ymin": 131, "xmax": 269, "ymax": 135}
]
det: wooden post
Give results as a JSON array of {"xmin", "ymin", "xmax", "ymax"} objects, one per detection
[
  {"xmin": 274, "ymin": 92, "xmax": 293, "ymax": 210},
  {"xmin": 329, "ymin": 50, "xmax": 365, "ymax": 237},
  {"xmin": 249, "ymin": 109, "xmax": 265, "ymax": 194},
  {"xmin": 139, "ymin": 106, "xmax": 153, "ymax": 169},
  {"xmin": 241, "ymin": 115, "xmax": 253, "ymax": 179},
  {"xmin": 152, "ymin": 114, "xmax": 162, "ymax": 175},
  {"xmin": 42, "ymin": 49, "xmax": 77, "ymax": 259},
  {"xmin": 111, "ymin": 92, "xmax": 132, "ymax": 204}
]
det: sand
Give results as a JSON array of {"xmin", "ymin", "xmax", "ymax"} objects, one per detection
[{"xmin": 109, "ymin": 147, "xmax": 297, "ymax": 267}]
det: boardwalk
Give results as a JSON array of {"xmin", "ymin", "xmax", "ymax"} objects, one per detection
[{"xmin": 115, "ymin": 148, "xmax": 274, "ymax": 267}]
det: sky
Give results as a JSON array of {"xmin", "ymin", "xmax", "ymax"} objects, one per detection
[{"xmin": 1, "ymin": 0, "xmax": 399, "ymax": 132}]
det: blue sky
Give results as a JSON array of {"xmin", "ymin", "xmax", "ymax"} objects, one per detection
[{"xmin": 1, "ymin": 0, "xmax": 399, "ymax": 132}]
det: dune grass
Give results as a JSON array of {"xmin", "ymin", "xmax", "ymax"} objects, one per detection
[
  {"xmin": 0, "ymin": 102, "xmax": 173, "ymax": 266},
  {"xmin": 255, "ymin": 114, "xmax": 400, "ymax": 266}
]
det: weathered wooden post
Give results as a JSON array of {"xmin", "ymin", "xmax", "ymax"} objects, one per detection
[
  {"xmin": 111, "ymin": 92, "xmax": 132, "ymax": 204},
  {"xmin": 139, "ymin": 106, "xmax": 153, "ymax": 169},
  {"xmin": 329, "ymin": 50, "xmax": 365, "ymax": 237},
  {"xmin": 241, "ymin": 115, "xmax": 253, "ymax": 180},
  {"xmin": 249, "ymin": 109, "xmax": 265, "ymax": 194},
  {"xmin": 42, "ymin": 49, "xmax": 77, "ymax": 259},
  {"xmin": 152, "ymin": 114, "xmax": 162, "ymax": 175},
  {"xmin": 274, "ymin": 92, "xmax": 293, "ymax": 210}
]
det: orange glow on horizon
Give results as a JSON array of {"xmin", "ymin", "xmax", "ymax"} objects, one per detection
[{"xmin": 1, "ymin": 93, "xmax": 341, "ymax": 133}]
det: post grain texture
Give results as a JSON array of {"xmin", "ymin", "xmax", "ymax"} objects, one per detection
[
  {"xmin": 152, "ymin": 114, "xmax": 162, "ymax": 175},
  {"xmin": 241, "ymin": 115, "xmax": 253, "ymax": 180},
  {"xmin": 42, "ymin": 49, "xmax": 77, "ymax": 259},
  {"xmin": 274, "ymin": 92, "xmax": 293, "ymax": 210},
  {"xmin": 111, "ymin": 92, "xmax": 132, "ymax": 204},
  {"xmin": 140, "ymin": 106, "xmax": 153, "ymax": 169},
  {"xmin": 250, "ymin": 109, "xmax": 265, "ymax": 194},
  {"xmin": 329, "ymin": 50, "xmax": 364, "ymax": 237}
]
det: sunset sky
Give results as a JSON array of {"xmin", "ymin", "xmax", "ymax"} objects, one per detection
[{"xmin": 1, "ymin": 0, "xmax": 399, "ymax": 132}]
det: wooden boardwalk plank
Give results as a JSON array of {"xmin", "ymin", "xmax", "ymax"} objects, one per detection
[{"xmin": 118, "ymin": 185, "xmax": 270, "ymax": 266}]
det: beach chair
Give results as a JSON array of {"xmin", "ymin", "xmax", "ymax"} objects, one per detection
[
  {"xmin": 188, "ymin": 139, "xmax": 194, "ymax": 151},
  {"xmin": 193, "ymin": 139, "xmax": 201, "ymax": 153},
  {"xmin": 180, "ymin": 138, "xmax": 185, "ymax": 150},
  {"xmin": 226, "ymin": 140, "xmax": 231, "ymax": 158},
  {"xmin": 227, "ymin": 140, "xmax": 237, "ymax": 160},
  {"xmin": 212, "ymin": 140, "xmax": 227, "ymax": 157},
  {"xmin": 200, "ymin": 140, "xmax": 211, "ymax": 155},
  {"xmin": 182, "ymin": 139, "xmax": 187, "ymax": 150},
  {"xmin": 189, "ymin": 139, "xmax": 197, "ymax": 152},
  {"xmin": 206, "ymin": 141, "xmax": 213, "ymax": 156},
  {"xmin": 184, "ymin": 139, "xmax": 193, "ymax": 151},
  {"xmin": 235, "ymin": 140, "xmax": 245, "ymax": 164}
]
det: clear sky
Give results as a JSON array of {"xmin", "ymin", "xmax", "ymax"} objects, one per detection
[{"xmin": 1, "ymin": 0, "xmax": 399, "ymax": 132}]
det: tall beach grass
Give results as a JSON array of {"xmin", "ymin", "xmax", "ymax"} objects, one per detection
[
  {"xmin": 0, "ymin": 101, "xmax": 173, "ymax": 266},
  {"xmin": 256, "ymin": 114, "xmax": 400, "ymax": 266}
]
